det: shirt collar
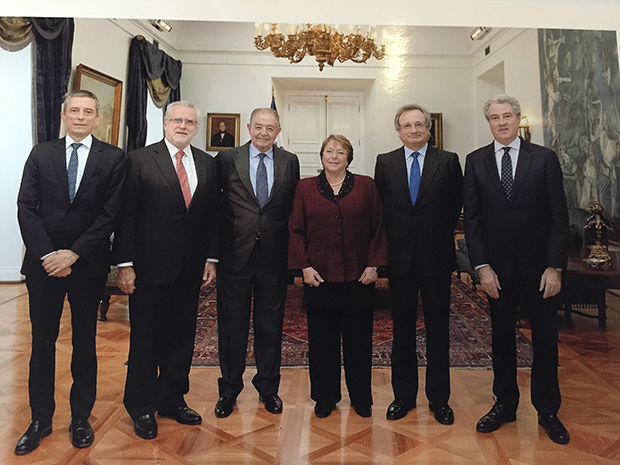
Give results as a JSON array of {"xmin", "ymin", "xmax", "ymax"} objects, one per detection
[
  {"xmin": 404, "ymin": 143, "xmax": 428, "ymax": 158},
  {"xmin": 66, "ymin": 134, "xmax": 92, "ymax": 150},
  {"xmin": 494, "ymin": 136, "xmax": 521, "ymax": 154},
  {"xmin": 250, "ymin": 143, "xmax": 274, "ymax": 160},
  {"xmin": 164, "ymin": 138, "xmax": 191, "ymax": 158}
]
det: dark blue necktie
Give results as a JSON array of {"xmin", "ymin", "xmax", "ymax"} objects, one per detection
[
  {"xmin": 256, "ymin": 153, "xmax": 269, "ymax": 208},
  {"xmin": 67, "ymin": 142, "xmax": 82, "ymax": 203},
  {"xmin": 409, "ymin": 151, "xmax": 420, "ymax": 206},
  {"xmin": 501, "ymin": 146, "xmax": 513, "ymax": 200}
]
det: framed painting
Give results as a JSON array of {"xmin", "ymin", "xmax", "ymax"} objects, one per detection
[
  {"xmin": 74, "ymin": 64, "xmax": 122, "ymax": 146},
  {"xmin": 429, "ymin": 112, "xmax": 443, "ymax": 149},
  {"xmin": 207, "ymin": 113, "xmax": 241, "ymax": 151}
]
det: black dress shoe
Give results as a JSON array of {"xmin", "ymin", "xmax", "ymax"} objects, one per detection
[
  {"xmin": 158, "ymin": 405, "xmax": 202, "ymax": 425},
  {"xmin": 69, "ymin": 418, "xmax": 94, "ymax": 448},
  {"xmin": 538, "ymin": 414, "xmax": 570, "ymax": 444},
  {"xmin": 429, "ymin": 403, "xmax": 454, "ymax": 425},
  {"xmin": 214, "ymin": 397, "xmax": 236, "ymax": 418},
  {"xmin": 133, "ymin": 414, "xmax": 157, "ymax": 439},
  {"xmin": 14, "ymin": 420, "xmax": 52, "ymax": 455},
  {"xmin": 259, "ymin": 394, "xmax": 283, "ymax": 414},
  {"xmin": 353, "ymin": 405, "xmax": 372, "ymax": 418},
  {"xmin": 314, "ymin": 403, "xmax": 334, "ymax": 418},
  {"xmin": 386, "ymin": 399, "xmax": 416, "ymax": 420},
  {"xmin": 476, "ymin": 403, "xmax": 517, "ymax": 433}
]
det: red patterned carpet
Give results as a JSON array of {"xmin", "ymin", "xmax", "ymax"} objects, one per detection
[{"xmin": 192, "ymin": 276, "xmax": 534, "ymax": 368}]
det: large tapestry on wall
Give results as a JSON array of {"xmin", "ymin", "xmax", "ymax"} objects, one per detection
[{"xmin": 539, "ymin": 29, "xmax": 620, "ymax": 232}]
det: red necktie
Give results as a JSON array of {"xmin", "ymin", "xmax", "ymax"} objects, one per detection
[{"xmin": 176, "ymin": 151, "xmax": 192, "ymax": 208}]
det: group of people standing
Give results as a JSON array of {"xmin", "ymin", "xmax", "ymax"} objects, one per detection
[{"xmin": 14, "ymin": 90, "xmax": 570, "ymax": 456}]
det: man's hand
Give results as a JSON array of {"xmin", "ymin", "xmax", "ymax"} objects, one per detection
[
  {"xmin": 478, "ymin": 265, "xmax": 501, "ymax": 299},
  {"xmin": 117, "ymin": 266, "xmax": 136, "ymax": 294},
  {"xmin": 42, "ymin": 249, "xmax": 79, "ymax": 277},
  {"xmin": 302, "ymin": 267, "xmax": 324, "ymax": 287},
  {"xmin": 540, "ymin": 267, "xmax": 562, "ymax": 299},
  {"xmin": 202, "ymin": 261, "xmax": 216, "ymax": 286},
  {"xmin": 359, "ymin": 267, "xmax": 378, "ymax": 285}
]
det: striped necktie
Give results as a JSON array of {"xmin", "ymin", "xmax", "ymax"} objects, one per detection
[
  {"xmin": 67, "ymin": 142, "xmax": 82, "ymax": 203},
  {"xmin": 409, "ymin": 151, "xmax": 420, "ymax": 206}
]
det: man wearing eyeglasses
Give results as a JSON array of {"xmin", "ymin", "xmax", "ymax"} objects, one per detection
[{"xmin": 113, "ymin": 101, "xmax": 219, "ymax": 440}]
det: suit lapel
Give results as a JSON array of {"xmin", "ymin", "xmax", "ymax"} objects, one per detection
[
  {"xmin": 52, "ymin": 138, "xmax": 70, "ymax": 204},
  {"xmin": 391, "ymin": 147, "xmax": 412, "ymax": 208},
  {"xmin": 416, "ymin": 145, "xmax": 440, "ymax": 208},
  {"xmin": 511, "ymin": 138, "xmax": 533, "ymax": 204},
  {"xmin": 191, "ymin": 146, "xmax": 207, "ymax": 209},
  {"xmin": 233, "ymin": 143, "xmax": 258, "ymax": 203},
  {"xmin": 267, "ymin": 145, "xmax": 288, "ymax": 207},
  {"xmin": 482, "ymin": 142, "xmax": 507, "ymax": 202},
  {"xmin": 152, "ymin": 140, "xmax": 186, "ymax": 208},
  {"xmin": 74, "ymin": 137, "xmax": 103, "ymax": 200}
]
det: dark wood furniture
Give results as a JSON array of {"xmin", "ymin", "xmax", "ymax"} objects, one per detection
[{"xmin": 560, "ymin": 250, "xmax": 620, "ymax": 330}]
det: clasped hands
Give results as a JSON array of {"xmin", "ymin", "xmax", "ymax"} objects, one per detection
[
  {"xmin": 117, "ymin": 261, "xmax": 217, "ymax": 295},
  {"xmin": 42, "ymin": 249, "xmax": 79, "ymax": 277},
  {"xmin": 478, "ymin": 265, "xmax": 562, "ymax": 299},
  {"xmin": 302, "ymin": 266, "xmax": 378, "ymax": 287}
]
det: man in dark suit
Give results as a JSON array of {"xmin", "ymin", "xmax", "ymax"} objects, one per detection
[
  {"xmin": 113, "ymin": 101, "xmax": 219, "ymax": 440},
  {"xmin": 210, "ymin": 121, "xmax": 235, "ymax": 148},
  {"xmin": 463, "ymin": 94, "xmax": 570, "ymax": 444},
  {"xmin": 214, "ymin": 108, "xmax": 299, "ymax": 418},
  {"xmin": 374, "ymin": 104, "xmax": 463, "ymax": 425},
  {"xmin": 16, "ymin": 90, "xmax": 126, "ymax": 455}
]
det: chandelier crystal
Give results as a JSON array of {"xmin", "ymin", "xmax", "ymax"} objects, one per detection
[{"xmin": 254, "ymin": 23, "xmax": 386, "ymax": 71}]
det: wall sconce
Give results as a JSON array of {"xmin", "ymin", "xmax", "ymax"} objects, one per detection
[
  {"xmin": 519, "ymin": 116, "xmax": 531, "ymax": 141},
  {"xmin": 470, "ymin": 27, "xmax": 490, "ymax": 41},
  {"xmin": 150, "ymin": 19, "xmax": 172, "ymax": 33}
]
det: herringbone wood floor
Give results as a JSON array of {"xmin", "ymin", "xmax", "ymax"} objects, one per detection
[{"xmin": 1, "ymin": 281, "xmax": 620, "ymax": 464}]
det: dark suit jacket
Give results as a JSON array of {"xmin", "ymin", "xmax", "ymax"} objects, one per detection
[
  {"xmin": 211, "ymin": 131, "xmax": 235, "ymax": 148},
  {"xmin": 374, "ymin": 145, "xmax": 463, "ymax": 276},
  {"xmin": 113, "ymin": 140, "xmax": 219, "ymax": 285},
  {"xmin": 463, "ymin": 138, "xmax": 569, "ymax": 277},
  {"xmin": 18, "ymin": 137, "xmax": 126, "ymax": 277},
  {"xmin": 217, "ymin": 142, "xmax": 300, "ymax": 273}
]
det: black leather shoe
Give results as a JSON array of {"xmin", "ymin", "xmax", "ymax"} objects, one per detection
[
  {"xmin": 158, "ymin": 406, "xmax": 202, "ymax": 425},
  {"xmin": 353, "ymin": 405, "xmax": 372, "ymax": 418},
  {"xmin": 259, "ymin": 394, "xmax": 283, "ymax": 414},
  {"xmin": 314, "ymin": 403, "xmax": 334, "ymax": 418},
  {"xmin": 386, "ymin": 399, "xmax": 416, "ymax": 420},
  {"xmin": 538, "ymin": 414, "xmax": 570, "ymax": 444},
  {"xmin": 14, "ymin": 421, "xmax": 52, "ymax": 455},
  {"xmin": 133, "ymin": 414, "xmax": 157, "ymax": 439},
  {"xmin": 69, "ymin": 418, "xmax": 94, "ymax": 448},
  {"xmin": 214, "ymin": 397, "xmax": 236, "ymax": 418},
  {"xmin": 429, "ymin": 403, "xmax": 454, "ymax": 425},
  {"xmin": 476, "ymin": 403, "xmax": 517, "ymax": 433}
]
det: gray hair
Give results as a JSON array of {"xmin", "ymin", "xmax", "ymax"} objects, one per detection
[
  {"xmin": 249, "ymin": 108, "xmax": 280, "ymax": 127},
  {"xmin": 165, "ymin": 100, "xmax": 201, "ymax": 122},
  {"xmin": 394, "ymin": 104, "xmax": 432, "ymax": 131},
  {"xmin": 483, "ymin": 94, "xmax": 521, "ymax": 121},
  {"xmin": 62, "ymin": 90, "xmax": 100, "ymax": 114}
]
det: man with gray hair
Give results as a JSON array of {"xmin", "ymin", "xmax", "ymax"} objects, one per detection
[
  {"xmin": 114, "ymin": 100, "xmax": 220, "ymax": 439},
  {"xmin": 374, "ymin": 104, "xmax": 463, "ymax": 425},
  {"xmin": 463, "ymin": 94, "xmax": 570, "ymax": 444},
  {"xmin": 16, "ymin": 89, "xmax": 126, "ymax": 454}
]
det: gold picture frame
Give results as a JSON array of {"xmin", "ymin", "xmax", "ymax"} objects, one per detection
[
  {"xmin": 207, "ymin": 113, "xmax": 241, "ymax": 151},
  {"xmin": 74, "ymin": 64, "xmax": 122, "ymax": 146},
  {"xmin": 429, "ymin": 113, "xmax": 443, "ymax": 149}
]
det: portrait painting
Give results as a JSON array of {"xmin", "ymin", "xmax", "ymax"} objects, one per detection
[{"xmin": 207, "ymin": 113, "xmax": 241, "ymax": 151}]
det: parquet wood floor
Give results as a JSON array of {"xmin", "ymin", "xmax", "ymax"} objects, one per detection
[{"xmin": 1, "ymin": 281, "xmax": 620, "ymax": 464}]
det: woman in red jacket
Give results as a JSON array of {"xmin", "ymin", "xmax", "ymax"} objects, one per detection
[{"xmin": 288, "ymin": 135, "xmax": 388, "ymax": 418}]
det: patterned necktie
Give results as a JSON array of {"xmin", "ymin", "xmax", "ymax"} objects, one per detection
[
  {"xmin": 67, "ymin": 142, "xmax": 82, "ymax": 203},
  {"xmin": 501, "ymin": 146, "xmax": 513, "ymax": 201},
  {"xmin": 256, "ymin": 153, "xmax": 269, "ymax": 208},
  {"xmin": 176, "ymin": 151, "xmax": 192, "ymax": 208},
  {"xmin": 409, "ymin": 151, "xmax": 421, "ymax": 206}
]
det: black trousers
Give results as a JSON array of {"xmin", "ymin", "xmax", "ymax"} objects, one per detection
[
  {"xmin": 123, "ymin": 268, "xmax": 201, "ymax": 419},
  {"xmin": 304, "ymin": 281, "xmax": 375, "ymax": 408},
  {"xmin": 489, "ymin": 272, "xmax": 561, "ymax": 415},
  {"xmin": 26, "ymin": 268, "xmax": 106, "ymax": 424},
  {"xmin": 216, "ymin": 243, "xmax": 288, "ymax": 399},
  {"xmin": 389, "ymin": 269, "xmax": 452, "ymax": 405}
]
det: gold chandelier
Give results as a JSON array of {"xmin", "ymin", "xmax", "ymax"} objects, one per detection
[{"xmin": 254, "ymin": 23, "xmax": 386, "ymax": 71}]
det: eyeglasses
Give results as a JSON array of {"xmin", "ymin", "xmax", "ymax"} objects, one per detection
[{"xmin": 167, "ymin": 117, "xmax": 198, "ymax": 127}]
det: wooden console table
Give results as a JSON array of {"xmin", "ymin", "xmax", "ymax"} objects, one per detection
[{"xmin": 560, "ymin": 250, "xmax": 620, "ymax": 330}]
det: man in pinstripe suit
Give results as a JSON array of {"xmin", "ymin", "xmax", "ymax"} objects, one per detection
[
  {"xmin": 114, "ymin": 101, "xmax": 219, "ymax": 440},
  {"xmin": 374, "ymin": 104, "xmax": 463, "ymax": 425}
]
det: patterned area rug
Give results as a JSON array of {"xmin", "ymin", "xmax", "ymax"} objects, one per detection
[{"xmin": 192, "ymin": 276, "xmax": 534, "ymax": 368}]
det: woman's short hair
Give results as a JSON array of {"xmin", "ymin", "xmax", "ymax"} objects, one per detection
[{"xmin": 320, "ymin": 134, "xmax": 354, "ymax": 166}]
